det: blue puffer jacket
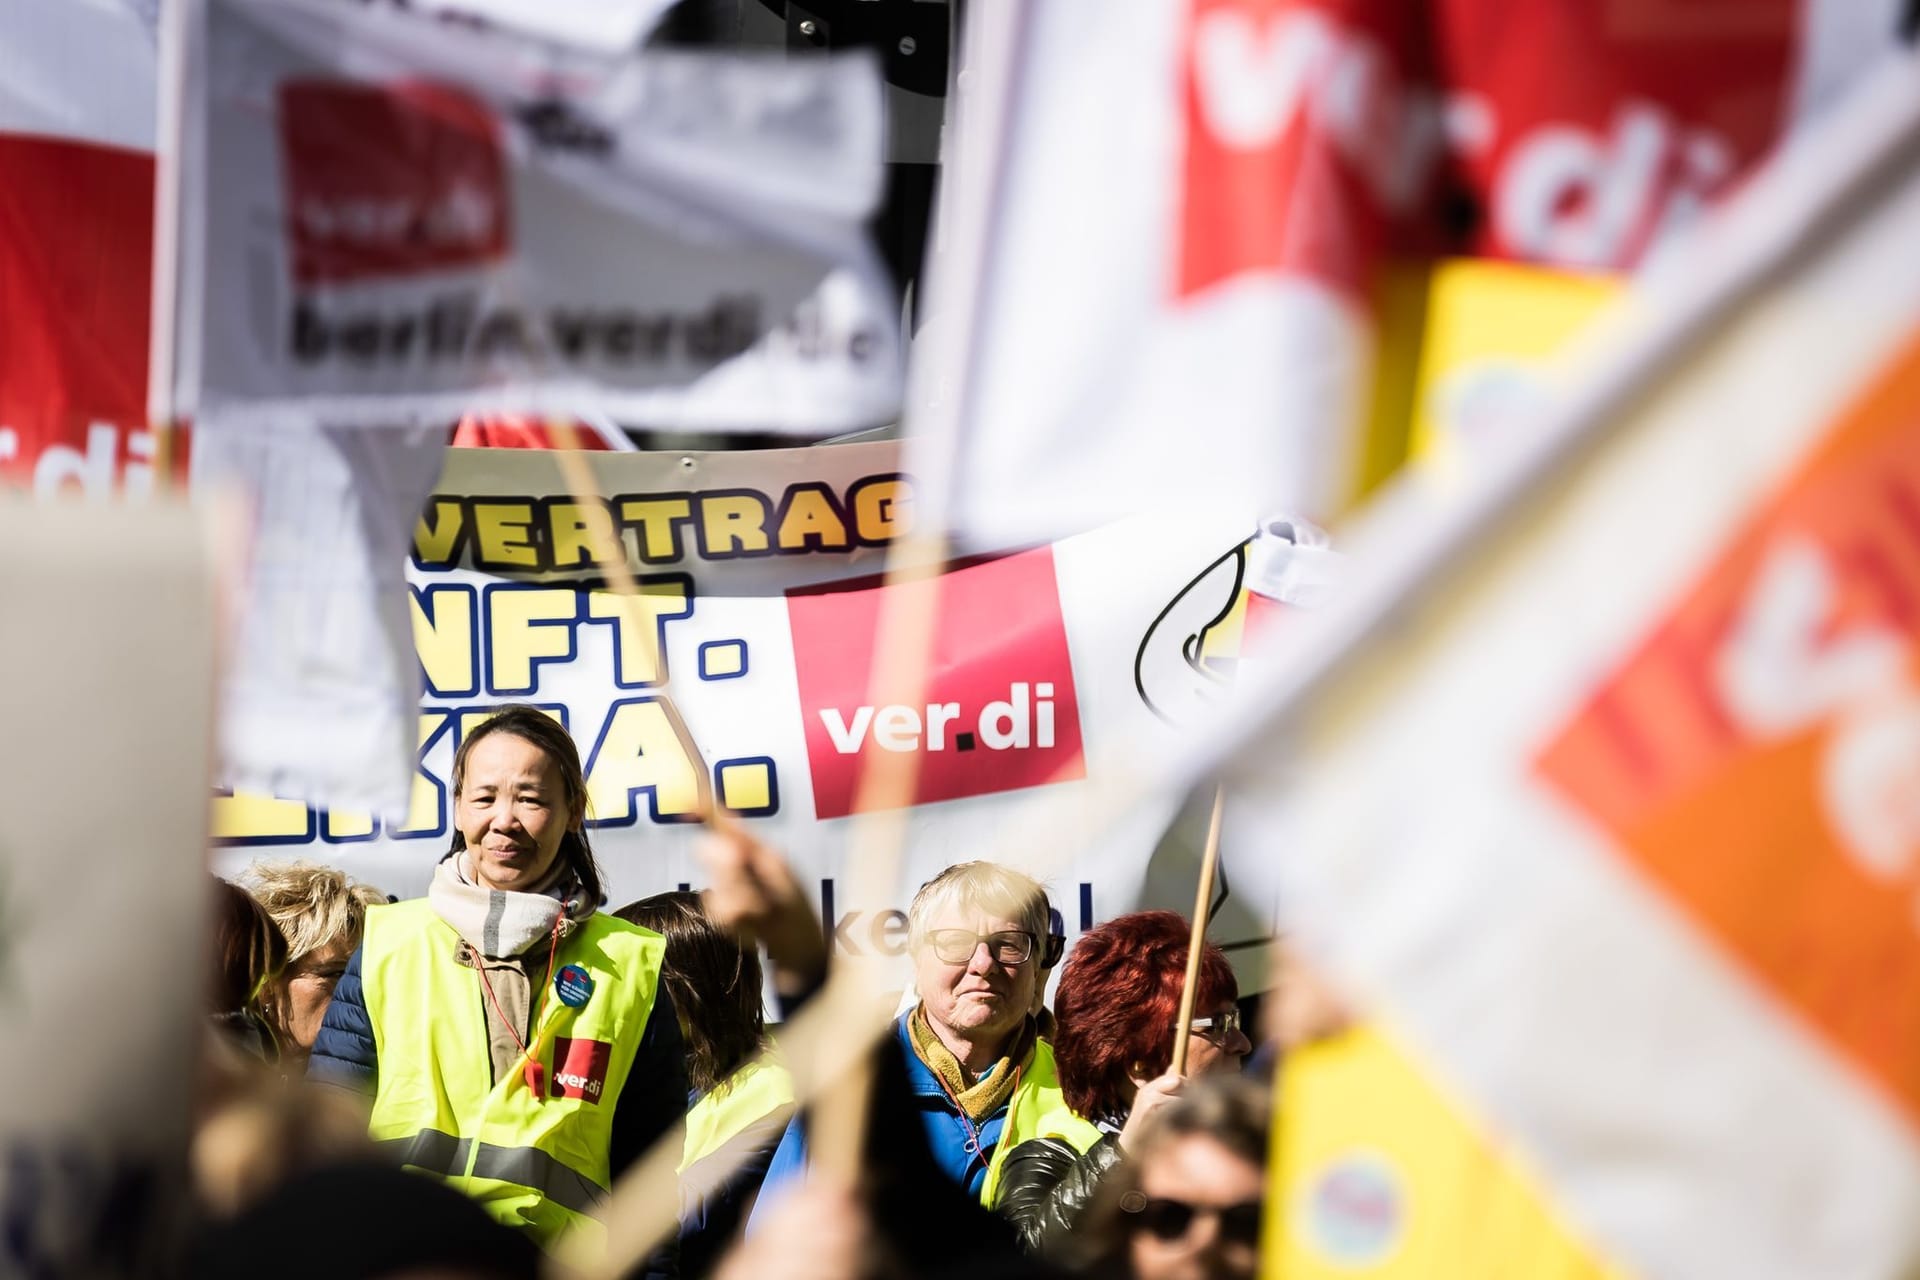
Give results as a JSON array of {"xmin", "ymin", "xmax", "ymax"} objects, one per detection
[
  {"xmin": 747, "ymin": 1014, "xmax": 1014, "ymax": 1231},
  {"xmin": 309, "ymin": 945, "xmax": 374, "ymax": 1087}
]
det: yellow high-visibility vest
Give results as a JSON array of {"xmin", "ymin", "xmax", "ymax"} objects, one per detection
[
  {"xmin": 360, "ymin": 898, "xmax": 666, "ymax": 1250},
  {"xmin": 680, "ymin": 1054, "xmax": 797, "ymax": 1177},
  {"xmin": 981, "ymin": 1037, "xmax": 1105, "ymax": 1208},
  {"xmin": 1266, "ymin": 1024, "xmax": 1628, "ymax": 1279}
]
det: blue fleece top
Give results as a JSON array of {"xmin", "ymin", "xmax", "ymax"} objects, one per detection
[{"xmin": 747, "ymin": 1013, "xmax": 1011, "ymax": 1231}]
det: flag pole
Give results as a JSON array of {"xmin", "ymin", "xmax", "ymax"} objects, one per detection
[
  {"xmin": 1170, "ymin": 784, "xmax": 1225, "ymax": 1077},
  {"xmin": 545, "ymin": 419, "xmax": 715, "ymax": 819}
]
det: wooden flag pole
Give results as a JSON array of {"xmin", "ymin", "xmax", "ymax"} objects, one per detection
[
  {"xmin": 545, "ymin": 420, "xmax": 714, "ymax": 819},
  {"xmin": 1170, "ymin": 784, "xmax": 1226, "ymax": 1077}
]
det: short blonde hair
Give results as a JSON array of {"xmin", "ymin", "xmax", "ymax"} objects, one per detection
[
  {"xmin": 240, "ymin": 862, "xmax": 387, "ymax": 965},
  {"xmin": 907, "ymin": 861, "xmax": 1050, "ymax": 949}
]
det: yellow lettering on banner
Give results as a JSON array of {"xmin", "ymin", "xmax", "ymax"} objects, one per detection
[
  {"xmin": 325, "ymin": 810, "xmax": 375, "ymax": 839},
  {"xmin": 395, "ymin": 710, "xmax": 458, "ymax": 836},
  {"xmin": 585, "ymin": 699, "xmax": 702, "ymax": 823},
  {"xmin": 852, "ymin": 479, "xmax": 910, "ymax": 543},
  {"xmin": 619, "ymin": 497, "xmax": 693, "ymax": 562},
  {"xmin": 473, "ymin": 502, "xmax": 539, "ymax": 569},
  {"xmin": 414, "ymin": 499, "xmax": 467, "ymax": 565},
  {"xmin": 776, "ymin": 486, "xmax": 850, "ymax": 551},
  {"xmin": 411, "ymin": 587, "xmax": 477, "ymax": 696},
  {"xmin": 210, "ymin": 791, "xmax": 311, "ymax": 841},
  {"xmin": 700, "ymin": 493, "xmax": 773, "ymax": 556},
  {"xmin": 549, "ymin": 502, "xmax": 619, "ymax": 571},
  {"xmin": 487, "ymin": 588, "xmax": 577, "ymax": 693},
  {"xmin": 585, "ymin": 582, "xmax": 692, "ymax": 686}
]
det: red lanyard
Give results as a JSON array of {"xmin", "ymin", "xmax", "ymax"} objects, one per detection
[
  {"xmin": 472, "ymin": 914, "xmax": 563, "ymax": 1097},
  {"xmin": 931, "ymin": 1060, "xmax": 1024, "ymax": 1170}
]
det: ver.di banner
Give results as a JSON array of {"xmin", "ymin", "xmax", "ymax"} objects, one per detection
[
  {"xmin": 212, "ymin": 439, "xmax": 1282, "ymax": 983},
  {"xmin": 162, "ymin": 0, "xmax": 901, "ymax": 434}
]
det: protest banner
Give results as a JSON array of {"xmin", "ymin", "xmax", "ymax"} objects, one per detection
[
  {"xmin": 1182, "ymin": 54, "xmax": 1920, "ymax": 1279},
  {"xmin": 212, "ymin": 438, "xmax": 1281, "ymax": 984},
  {"xmin": 156, "ymin": 0, "xmax": 901, "ymax": 435},
  {"xmin": 0, "ymin": 501, "xmax": 215, "ymax": 1277},
  {"xmin": 0, "ymin": 0, "xmax": 170, "ymax": 498}
]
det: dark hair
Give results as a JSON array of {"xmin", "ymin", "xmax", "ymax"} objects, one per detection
[
  {"xmin": 614, "ymin": 892, "xmax": 764, "ymax": 1095},
  {"xmin": 448, "ymin": 705, "xmax": 606, "ymax": 907},
  {"xmin": 211, "ymin": 876, "xmax": 289, "ymax": 1015},
  {"xmin": 1077, "ymin": 1076, "xmax": 1272, "ymax": 1273},
  {"xmin": 1052, "ymin": 910, "xmax": 1238, "ymax": 1122}
]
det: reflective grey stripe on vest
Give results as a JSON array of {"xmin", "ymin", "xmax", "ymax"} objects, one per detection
[
  {"xmin": 470, "ymin": 1142, "xmax": 607, "ymax": 1217},
  {"xmin": 380, "ymin": 1132, "xmax": 606, "ymax": 1217},
  {"xmin": 381, "ymin": 1129, "xmax": 471, "ymax": 1175}
]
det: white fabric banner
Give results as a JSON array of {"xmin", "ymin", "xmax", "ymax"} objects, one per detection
[
  {"xmin": 212, "ymin": 439, "xmax": 1283, "ymax": 988},
  {"xmin": 162, "ymin": 0, "xmax": 902, "ymax": 434}
]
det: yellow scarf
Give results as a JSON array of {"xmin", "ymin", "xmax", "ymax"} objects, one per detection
[{"xmin": 907, "ymin": 1006, "xmax": 1036, "ymax": 1123}]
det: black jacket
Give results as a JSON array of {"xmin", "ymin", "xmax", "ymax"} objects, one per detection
[{"xmin": 996, "ymin": 1132, "xmax": 1125, "ymax": 1258}]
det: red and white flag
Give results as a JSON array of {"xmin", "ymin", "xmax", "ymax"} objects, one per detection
[
  {"xmin": 1194, "ymin": 53, "xmax": 1920, "ymax": 1279},
  {"xmin": 0, "ymin": 0, "xmax": 170, "ymax": 497},
  {"xmin": 912, "ymin": 0, "xmax": 1903, "ymax": 549}
]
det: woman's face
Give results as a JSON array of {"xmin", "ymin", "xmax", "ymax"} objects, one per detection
[
  {"xmin": 1126, "ymin": 1134, "xmax": 1264, "ymax": 1280},
  {"xmin": 267, "ymin": 936, "xmax": 353, "ymax": 1059},
  {"xmin": 455, "ymin": 733, "xmax": 574, "ymax": 893}
]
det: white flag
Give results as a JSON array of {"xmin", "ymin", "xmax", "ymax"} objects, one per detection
[
  {"xmin": 158, "ymin": 0, "xmax": 901, "ymax": 434},
  {"xmin": 907, "ymin": 0, "xmax": 1372, "ymax": 549}
]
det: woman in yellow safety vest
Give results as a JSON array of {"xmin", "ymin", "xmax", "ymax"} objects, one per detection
[
  {"xmin": 616, "ymin": 891, "xmax": 797, "ymax": 1277},
  {"xmin": 310, "ymin": 705, "xmax": 687, "ymax": 1261}
]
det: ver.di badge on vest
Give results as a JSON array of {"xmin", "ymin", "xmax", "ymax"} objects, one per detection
[{"xmin": 555, "ymin": 963, "xmax": 595, "ymax": 1007}]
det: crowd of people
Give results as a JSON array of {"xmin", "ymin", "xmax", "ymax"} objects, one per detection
[{"xmin": 192, "ymin": 704, "xmax": 1331, "ymax": 1280}]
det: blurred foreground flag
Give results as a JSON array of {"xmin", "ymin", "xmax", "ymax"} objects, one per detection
[
  {"xmin": 1205, "ymin": 55, "xmax": 1920, "ymax": 1280},
  {"xmin": 1271, "ymin": 1026, "xmax": 1624, "ymax": 1278},
  {"xmin": 0, "ymin": 500, "xmax": 214, "ymax": 1272},
  {"xmin": 908, "ymin": 0, "xmax": 1373, "ymax": 548},
  {"xmin": 156, "ymin": 0, "xmax": 899, "ymax": 436}
]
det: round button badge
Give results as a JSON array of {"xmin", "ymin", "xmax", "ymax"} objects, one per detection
[{"xmin": 555, "ymin": 963, "xmax": 595, "ymax": 1008}]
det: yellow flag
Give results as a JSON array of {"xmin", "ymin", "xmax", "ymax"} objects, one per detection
[{"xmin": 1265, "ymin": 1026, "xmax": 1627, "ymax": 1279}]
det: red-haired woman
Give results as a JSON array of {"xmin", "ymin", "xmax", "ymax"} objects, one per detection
[{"xmin": 997, "ymin": 910, "xmax": 1251, "ymax": 1257}]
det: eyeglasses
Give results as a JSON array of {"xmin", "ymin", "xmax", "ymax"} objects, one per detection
[
  {"xmin": 1120, "ymin": 1193, "xmax": 1262, "ymax": 1246},
  {"xmin": 922, "ymin": 928, "xmax": 1036, "ymax": 965},
  {"xmin": 1188, "ymin": 1008, "xmax": 1243, "ymax": 1040}
]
